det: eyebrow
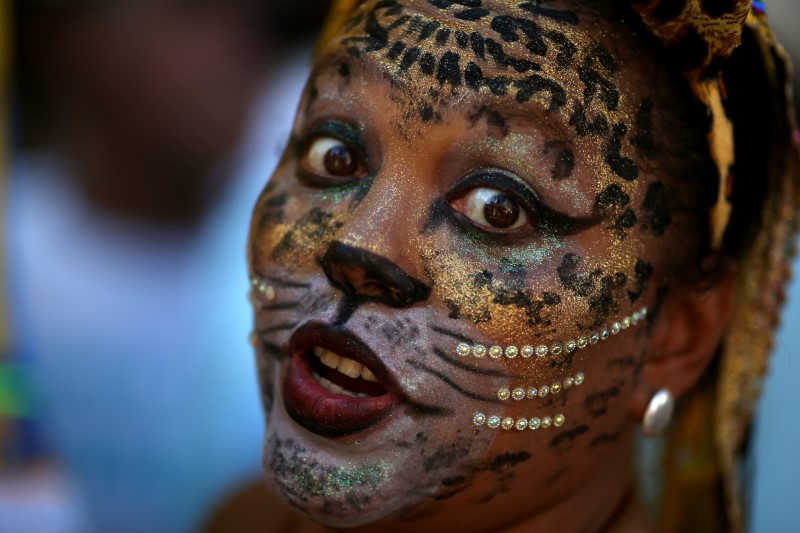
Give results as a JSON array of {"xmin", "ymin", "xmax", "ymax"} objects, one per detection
[{"xmin": 456, "ymin": 94, "xmax": 574, "ymax": 141}]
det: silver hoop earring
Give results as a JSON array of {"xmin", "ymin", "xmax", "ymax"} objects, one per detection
[{"xmin": 642, "ymin": 388, "xmax": 674, "ymax": 437}]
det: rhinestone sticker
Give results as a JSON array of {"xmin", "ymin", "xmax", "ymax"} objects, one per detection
[
  {"xmin": 473, "ymin": 413, "xmax": 565, "ymax": 431},
  {"xmin": 496, "ymin": 373, "xmax": 586, "ymax": 401},
  {"xmin": 453, "ymin": 307, "xmax": 648, "ymax": 360}
]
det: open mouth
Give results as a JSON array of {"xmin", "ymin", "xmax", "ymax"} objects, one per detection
[
  {"xmin": 310, "ymin": 346, "xmax": 388, "ymax": 398},
  {"xmin": 282, "ymin": 322, "xmax": 396, "ymax": 437}
]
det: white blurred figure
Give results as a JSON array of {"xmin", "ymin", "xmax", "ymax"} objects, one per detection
[{"xmin": 4, "ymin": 0, "xmax": 318, "ymax": 531}]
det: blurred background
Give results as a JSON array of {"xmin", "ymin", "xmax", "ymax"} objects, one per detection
[
  {"xmin": 0, "ymin": 1, "xmax": 797, "ymax": 532},
  {"xmin": 1, "ymin": 0, "xmax": 328, "ymax": 531}
]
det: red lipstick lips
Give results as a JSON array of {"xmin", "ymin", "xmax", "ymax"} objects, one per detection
[{"xmin": 283, "ymin": 322, "xmax": 397, "ymax": 437}]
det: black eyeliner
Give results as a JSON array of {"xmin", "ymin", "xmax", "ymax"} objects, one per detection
[{"xmin": 447, "ymin": 170, "xmax": 598, "ymax": 237}]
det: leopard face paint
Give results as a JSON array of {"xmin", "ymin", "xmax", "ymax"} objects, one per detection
[{"xmin": 248, "ymin": 0, "xmax": 686, "ymax": 529}]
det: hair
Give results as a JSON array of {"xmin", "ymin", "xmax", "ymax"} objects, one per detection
[{"xmin": 604, "ymin": 3, "xmax": 769, "ymax": 287}]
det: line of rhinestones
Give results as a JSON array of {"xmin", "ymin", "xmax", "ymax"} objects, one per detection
[
  {"xmin": 250, "ymin": 277, "xmax": 276, "ymax": 302},
  {"xmin": 471, "ymin": 412, "xmax": 566, "ymax": 431},
  {"xmin": 496, "ymin": 372, "xmax": 585, "ymax": 401},
  {"xmin": 455, "ymin": 306, "xmax": 648, "ymax": 360}
]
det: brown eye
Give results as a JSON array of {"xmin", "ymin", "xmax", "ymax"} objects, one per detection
[
  {"xmin": 303, "ymin": 136, "xmax": 363, "ymax": 179},
  {"xmin": 451, "ymin": 187, "xmax": 528, "ymax": 230},
  {"xmin": 484, "ymin": 194, "xmax": 519, "ymax": 228}
]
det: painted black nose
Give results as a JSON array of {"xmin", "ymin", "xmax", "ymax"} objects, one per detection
[{"xmin": 321, "ymin": 241, "xmax": 430, "ymax": 307}]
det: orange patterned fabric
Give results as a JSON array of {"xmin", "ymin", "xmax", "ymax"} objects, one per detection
[{"xmin": 631, "ymin": 0, "xmax": 751, "ymax": 78}]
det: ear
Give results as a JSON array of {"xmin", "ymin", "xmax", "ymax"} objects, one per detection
[{"xmin": 629, "ymin": 267, "xmax": 737, "ymax": 420}]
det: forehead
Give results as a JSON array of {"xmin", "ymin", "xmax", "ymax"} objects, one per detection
[{"xmin": 316, "ymin": 0, "xmax": 628, "ymax": 103}]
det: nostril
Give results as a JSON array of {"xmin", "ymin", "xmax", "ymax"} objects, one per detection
[
  {"xmin": 321, "ymin": 241, "xmax": 431, "ymax": 308},
  {"xmin": 361, "ymin": 280, "xmax": 391, "ymax": 298}
]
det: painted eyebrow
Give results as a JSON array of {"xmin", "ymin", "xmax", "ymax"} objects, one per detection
[
  {"xmin": 459, "ymin": 96, "xmax": 573, "ymax": 141},
  {"xmin": 310, "ymin": 48, "xmax": 391, "ymax": 90}
]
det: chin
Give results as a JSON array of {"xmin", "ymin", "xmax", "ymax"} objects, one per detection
[{"xmin": 260, "ymin": 413, "xmax": 416, "ymax": 528}]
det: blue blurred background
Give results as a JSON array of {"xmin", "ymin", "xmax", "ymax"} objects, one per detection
[{"xmin": 0, "ymin": 1, "xmax": 798, "ymax": 532}]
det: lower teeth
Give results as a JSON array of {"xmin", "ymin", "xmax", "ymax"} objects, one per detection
[{"xmin": 313, "ymin": 373, "xmax": 369, "ymax": 398}]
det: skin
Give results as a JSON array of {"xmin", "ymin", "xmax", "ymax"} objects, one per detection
[{"xmin": 247, "ymin": 1, "xmax": 735, "ymax": 531}]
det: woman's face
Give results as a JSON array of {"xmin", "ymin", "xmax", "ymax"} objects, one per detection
[{"xmin": 248, "ymin": 0, "xmax": 679, "ymax": 529}]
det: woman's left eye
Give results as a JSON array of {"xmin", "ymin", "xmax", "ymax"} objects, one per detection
[{"xmin": 450, "ymin": 187, "xmax": 529, "ymax": 230}]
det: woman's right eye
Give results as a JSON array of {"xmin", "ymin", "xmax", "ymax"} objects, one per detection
[{"xmin": 302, "ymin": 136, "xmax": 366, "ymax": 182}]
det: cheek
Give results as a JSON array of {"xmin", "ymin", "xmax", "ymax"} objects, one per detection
[{"xmin": 249, "ymin": 167, "xmax": 349, "ymax": 273}]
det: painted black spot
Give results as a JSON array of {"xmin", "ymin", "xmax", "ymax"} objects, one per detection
[
  {"xmin": 436, "ymin": 51, "xmax": 462, "ymax": 86},
  {"xmin": 605, "ymin": 122, "xmax": 639, "ymax": 181},
  {"xmin": 640, "ymin": 181, "xmax": 671, "ymax": 235},
  {"xmin": 614, "ymin": 209, "xmax": 637, "ymax": 239},
  {"xmin": 631, "ymin": 98, "xmax": 656, "ymax": 158},
  {"xmin": 469, "ymin": 32, "xmax": 486, "ymax": 60},
  {"xmin": 595, "ymin": 184, "xmax": 629, "ymax": 215},
  {"xmin": 491, "ymin": 15, "xmax": 520, "ymax": 42},
  {"xmin": 486, "ymin": 110, "xmax": 509, "ymax": 137},
  {"xmin": 589, "ymin": 432, "xmax": 620, "ymax": 447},
  {"xmin": 587, "ymin": 272, "xmax": 627, "ymax": 327},
  {"xmin": 511, "ymin": 18, "xmax": 544, "ymax": 57},
  {"xmin": 514, "ymin": 75, "xmax": 566, "ymax": 110},
  {"xmin": 489, "ymin": 451, "xmax": 532, "ymax": 472},
  {"xmin": 256, "ymin": 191, "xmax": 289, "ymax": 229},
  {"xmin": 473, "ymin": 269, "xmax": 562, "ymax": 329},
  {"xmin": 569, "ymin": 102, "xmax": 609, "ymax": 136},
  {"xmin": 584, "ymin": 385, "xmax": 622, "ymax": 418},
  {"xmin": 420, "ymin": 102, "xmax": 435, "ymax": 122},
  {"xmin": 519, "ymin": 1, "xmax": 579, "ymax": 25},
  {"xmin": 578, "ymin": 51, "xmax": 620, "ymax": 111},
  {"xmin": 455, "ymin": 30, "xmax": 469, "ymax": 48},
  {"xmin": 338, "ymin": 62, "xmax": 351, "ymax": 79},
  {"xmin": 442, "ymin": 475, "xmax": 469, "ymax": 487},
  {"xmin": 399, "ymin": 47, "xmax": 422, "ymax": 72},
  {"xmin": 418, "ymin": 20, "xmax": 441, "ymax": 42},
  {"xmin": 424, "ymin": 444, "xmax": 472, "ymax": 473},
  {"xmin": 420, "ymin": 51, "xmax": 437, "ymax": 75},
  {"xmin": 542, "ymin": 29, "xmax": 577, "ymax": 67},
  {"xmin": 558, "ymin": 253, "xmax": 602, "ymax": 298},
  {"xmin": 464, "ymin": 61, "xmax": 483, "ymax": 90},
  {"xmin": 435, "ymin": 28, "xmax": 451, "ymax": 46},
  {"xmin": 544, "ymin": 142, "xmax": 575, "ymax": 180},
  {"xmin": 627, "ymin": 259, "xmax": 653, "ymax": 302},
  {"xmin": 387, "ymin": 40, "xmax": 406, "ymax": 60},
  {"xmin": 485, "ymin": 38, "xmax": 509, "ymax": 68},
  {"xmin": 468, "ymin": 105, "xmax": 509, "ymax": 137},
  {"xmin": 272, "ymin": 208, "xmax": 343, "ymax": 262},
  {"xmin": 550, "ymin": 424, "xmax": 589, "ymax": 450},
  {"xmin": 454, "ymin": 7, "xmax": 491, "ymax": 21},
  {"xmin": 342, "ymin": 9, "xmax": 390, "ymax": 55}
]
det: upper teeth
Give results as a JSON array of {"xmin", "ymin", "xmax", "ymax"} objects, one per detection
[{"xmin": 313, "ymin": 346, "xmax": 379, "ymax": 382}]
